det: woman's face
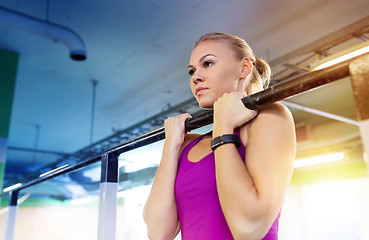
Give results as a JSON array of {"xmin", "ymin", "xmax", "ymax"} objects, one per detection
[{"xmin": 188, "ymin": 41, "xmax": 249, "ymax": 109}]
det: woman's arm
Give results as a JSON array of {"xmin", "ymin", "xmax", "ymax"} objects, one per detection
[
  {"xmin": 213, "ymin": 94, "xmax": 296, "ymax": 239},
  {"xmin": 143, "ymin": 113, "xmax": 193, "ymax": 240}
]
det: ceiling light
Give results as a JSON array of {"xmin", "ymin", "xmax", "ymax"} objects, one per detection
[
  {"xmin": 3, "ymin": 183, "xmax": 22, "ymax": 192},
  {"xmin": 294, "ymin": 152, "xmax": 345, "ymax": 168},
  {"xmin": 39, "ymin": 164, "xmax": 69, "ymax": 178},
  {"xmin": 312, "ymin": 41, "xmax": 369, "ymax": 71}
]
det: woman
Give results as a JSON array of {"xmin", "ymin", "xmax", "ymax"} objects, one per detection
[{"xmin": 144, "ymin": 32, "xmax": 296, "ymax": 240}]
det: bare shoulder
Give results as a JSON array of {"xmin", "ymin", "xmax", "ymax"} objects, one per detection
[
  {"xmin": 259, "ymin": 102, "xmax": 293, "ymax": 118},
  {"xmin": 249, "ymin": 102, "xmax": 295, "ymax": 143},
  {"xmin": 253, "ymin": 102, "xmax": 294, "ymax": 127},
  {"xmin": 240, "ymin": 102, "xmax": 294, "ymax": 142}
]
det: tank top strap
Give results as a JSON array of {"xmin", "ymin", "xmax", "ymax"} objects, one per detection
[
  {"xmin": 234, "ymin": 127, "xmax": 241, "ymax": 136},
  {"xmin": 180, "ymin": 129, "xmax": 240, "ymax": 156}
]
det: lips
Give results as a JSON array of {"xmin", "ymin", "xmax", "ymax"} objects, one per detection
[{"xmin": 196, "ymin": 87, "xmax": 208, "ymax": 95}]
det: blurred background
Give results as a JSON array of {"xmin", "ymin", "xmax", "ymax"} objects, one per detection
[{"xmin": 1, "ymin": 0, "xmax": 369, "ymax": 239}]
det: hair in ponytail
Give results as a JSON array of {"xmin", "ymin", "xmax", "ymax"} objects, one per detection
[{"xmin": 194, "ymin": 32, "xmax": 271, "ymax": 95}]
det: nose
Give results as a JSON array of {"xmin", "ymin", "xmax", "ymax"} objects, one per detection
[{"xmin": 191, "ymin": 72, "xmax": 204, "ymax": 84}]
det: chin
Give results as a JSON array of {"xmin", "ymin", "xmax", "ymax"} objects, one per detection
[
  {"xmin": 193, "ymin": 94, "xmax": 216, "ymax": 109},
  {"xmin": 197, "ymin": 99, "xmax": 214, "ymax": 109}
]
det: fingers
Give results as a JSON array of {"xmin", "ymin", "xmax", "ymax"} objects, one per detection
[
  {"xmin": 164, "ymin": 113, "xmax": 192, "ymax": 128},
  {"xmin": 214, "ymin": 91, "xmax": 247, "ymax": 103},
  {"xmin": 164, "ymin": 113, "xmax": 192, "ymax": 148},
  {"xmin": 213, "ymin": 91, "xmax": 258, "ymax": 130}
]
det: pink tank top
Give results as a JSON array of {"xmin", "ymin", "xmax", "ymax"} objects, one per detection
[{"xmin": 174, "ymin": 129, "xmax": 280, "ymax": 240}]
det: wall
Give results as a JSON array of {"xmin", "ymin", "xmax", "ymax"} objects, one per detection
[{"xmin": 279, "ymin": 177, "xmax": 369, "ymax": 240}]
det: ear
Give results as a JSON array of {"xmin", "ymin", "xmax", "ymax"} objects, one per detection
[{"xmin": 239, "ymin": 58, "xmax": 252, "ymax": 79}]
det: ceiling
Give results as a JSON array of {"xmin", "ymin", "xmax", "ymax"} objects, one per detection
[{"xmin": 1, "ymin": 0, "xmax": 368, "ymax": 200}]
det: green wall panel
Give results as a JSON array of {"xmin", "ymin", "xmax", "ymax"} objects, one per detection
[{"xmin": 0, "ymin": 50, "xmax": 18, "ymax": 138}]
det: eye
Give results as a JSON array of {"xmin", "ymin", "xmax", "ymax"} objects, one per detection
[
  {"xmin": 203, "ymin": 60, "xmax": 213, "ymax": 68},
  {"xmin": 188, "ymin": 69, "xmax": 195, "ymax": 76}
]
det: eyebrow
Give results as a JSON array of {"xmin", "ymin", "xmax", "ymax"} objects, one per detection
[{"xmin": 188, "ymin": 54, "xmax": 216, "ymax": 69}]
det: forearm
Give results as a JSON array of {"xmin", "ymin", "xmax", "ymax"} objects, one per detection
[
  {"xmin": 214, "ymin": 145, "xmax": 272, "ymax": 239},
  {"xmin": 143, "ymin": 142, "xmax": 180, "ymax": 239},
  {"xmin": 213, "ymin": 103, "xmax": 295, "ymax": 239}
]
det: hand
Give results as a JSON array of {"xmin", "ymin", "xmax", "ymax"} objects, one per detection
[
  {"xmin": 164, "ymin": 113, "xmax": 192, "ymax": 149},
  {"xmin": 213, "ymin": 91, "xmax": 258, "ymax": 136}
]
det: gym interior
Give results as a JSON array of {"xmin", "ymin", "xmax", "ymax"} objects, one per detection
[{"xmin": 1, "ymin": 1, "xmax": 369, "ymax": 239}]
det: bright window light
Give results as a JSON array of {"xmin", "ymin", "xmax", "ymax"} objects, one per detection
[
  {"xmin": 302, "ymin": 181, "xmax": 361, "ymax": 238},
  {"xmin": 70, "ymin": 197, "xmax": 93, "ymax": 206},
  {"xmin": 117, "ymin": 185, "xmax": 151, "ymax": 199},
  {"xmin": 3, "ymin": 183, "xmax": 22, "ymax": 192},
  {"xmin": 119, "ymin": 140, "xmax": 164, "ymax": 173},
  {"xmin": 294, "ymin": 152, "xmax": 344, "ymax": 168},
  {"xmin": 313, "ymin": 45, "xmax": 369, "ymax": 71},
  {"xmin": 64, "ymin": 184, "xmax": 89, "ymax": 196},
  {"xmin": 82, "ymin": 167, "xmax": 101, "ymax": 182}
]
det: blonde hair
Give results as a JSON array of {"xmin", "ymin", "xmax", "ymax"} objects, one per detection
[{"xmin": 194, "ymin": 32, "xmax": 271, "ymax": 95}]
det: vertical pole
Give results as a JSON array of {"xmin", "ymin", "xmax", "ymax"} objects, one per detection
[
  {"xmin": 349, "ymin": 54, "xmax": 369, "ymax": 171},
  {"xmin": 90, "ymin": 79, "xmax": 98, "ymax": 145},
  {"xmin": 97, "ymin": 153, "xmax": 119, "ymax": 240},
  {"xmin": 5, "ymin": 190, "xmax": 19, "ymax": 240}
]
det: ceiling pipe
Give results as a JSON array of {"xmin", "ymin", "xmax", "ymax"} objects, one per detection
[
  {"xmin": 0, "ymin": 6, "xmax": 86, "ymax": 61},
  {"xmin": 280, "ymin": 100, "xmax": 359, "ymax": 126}
]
